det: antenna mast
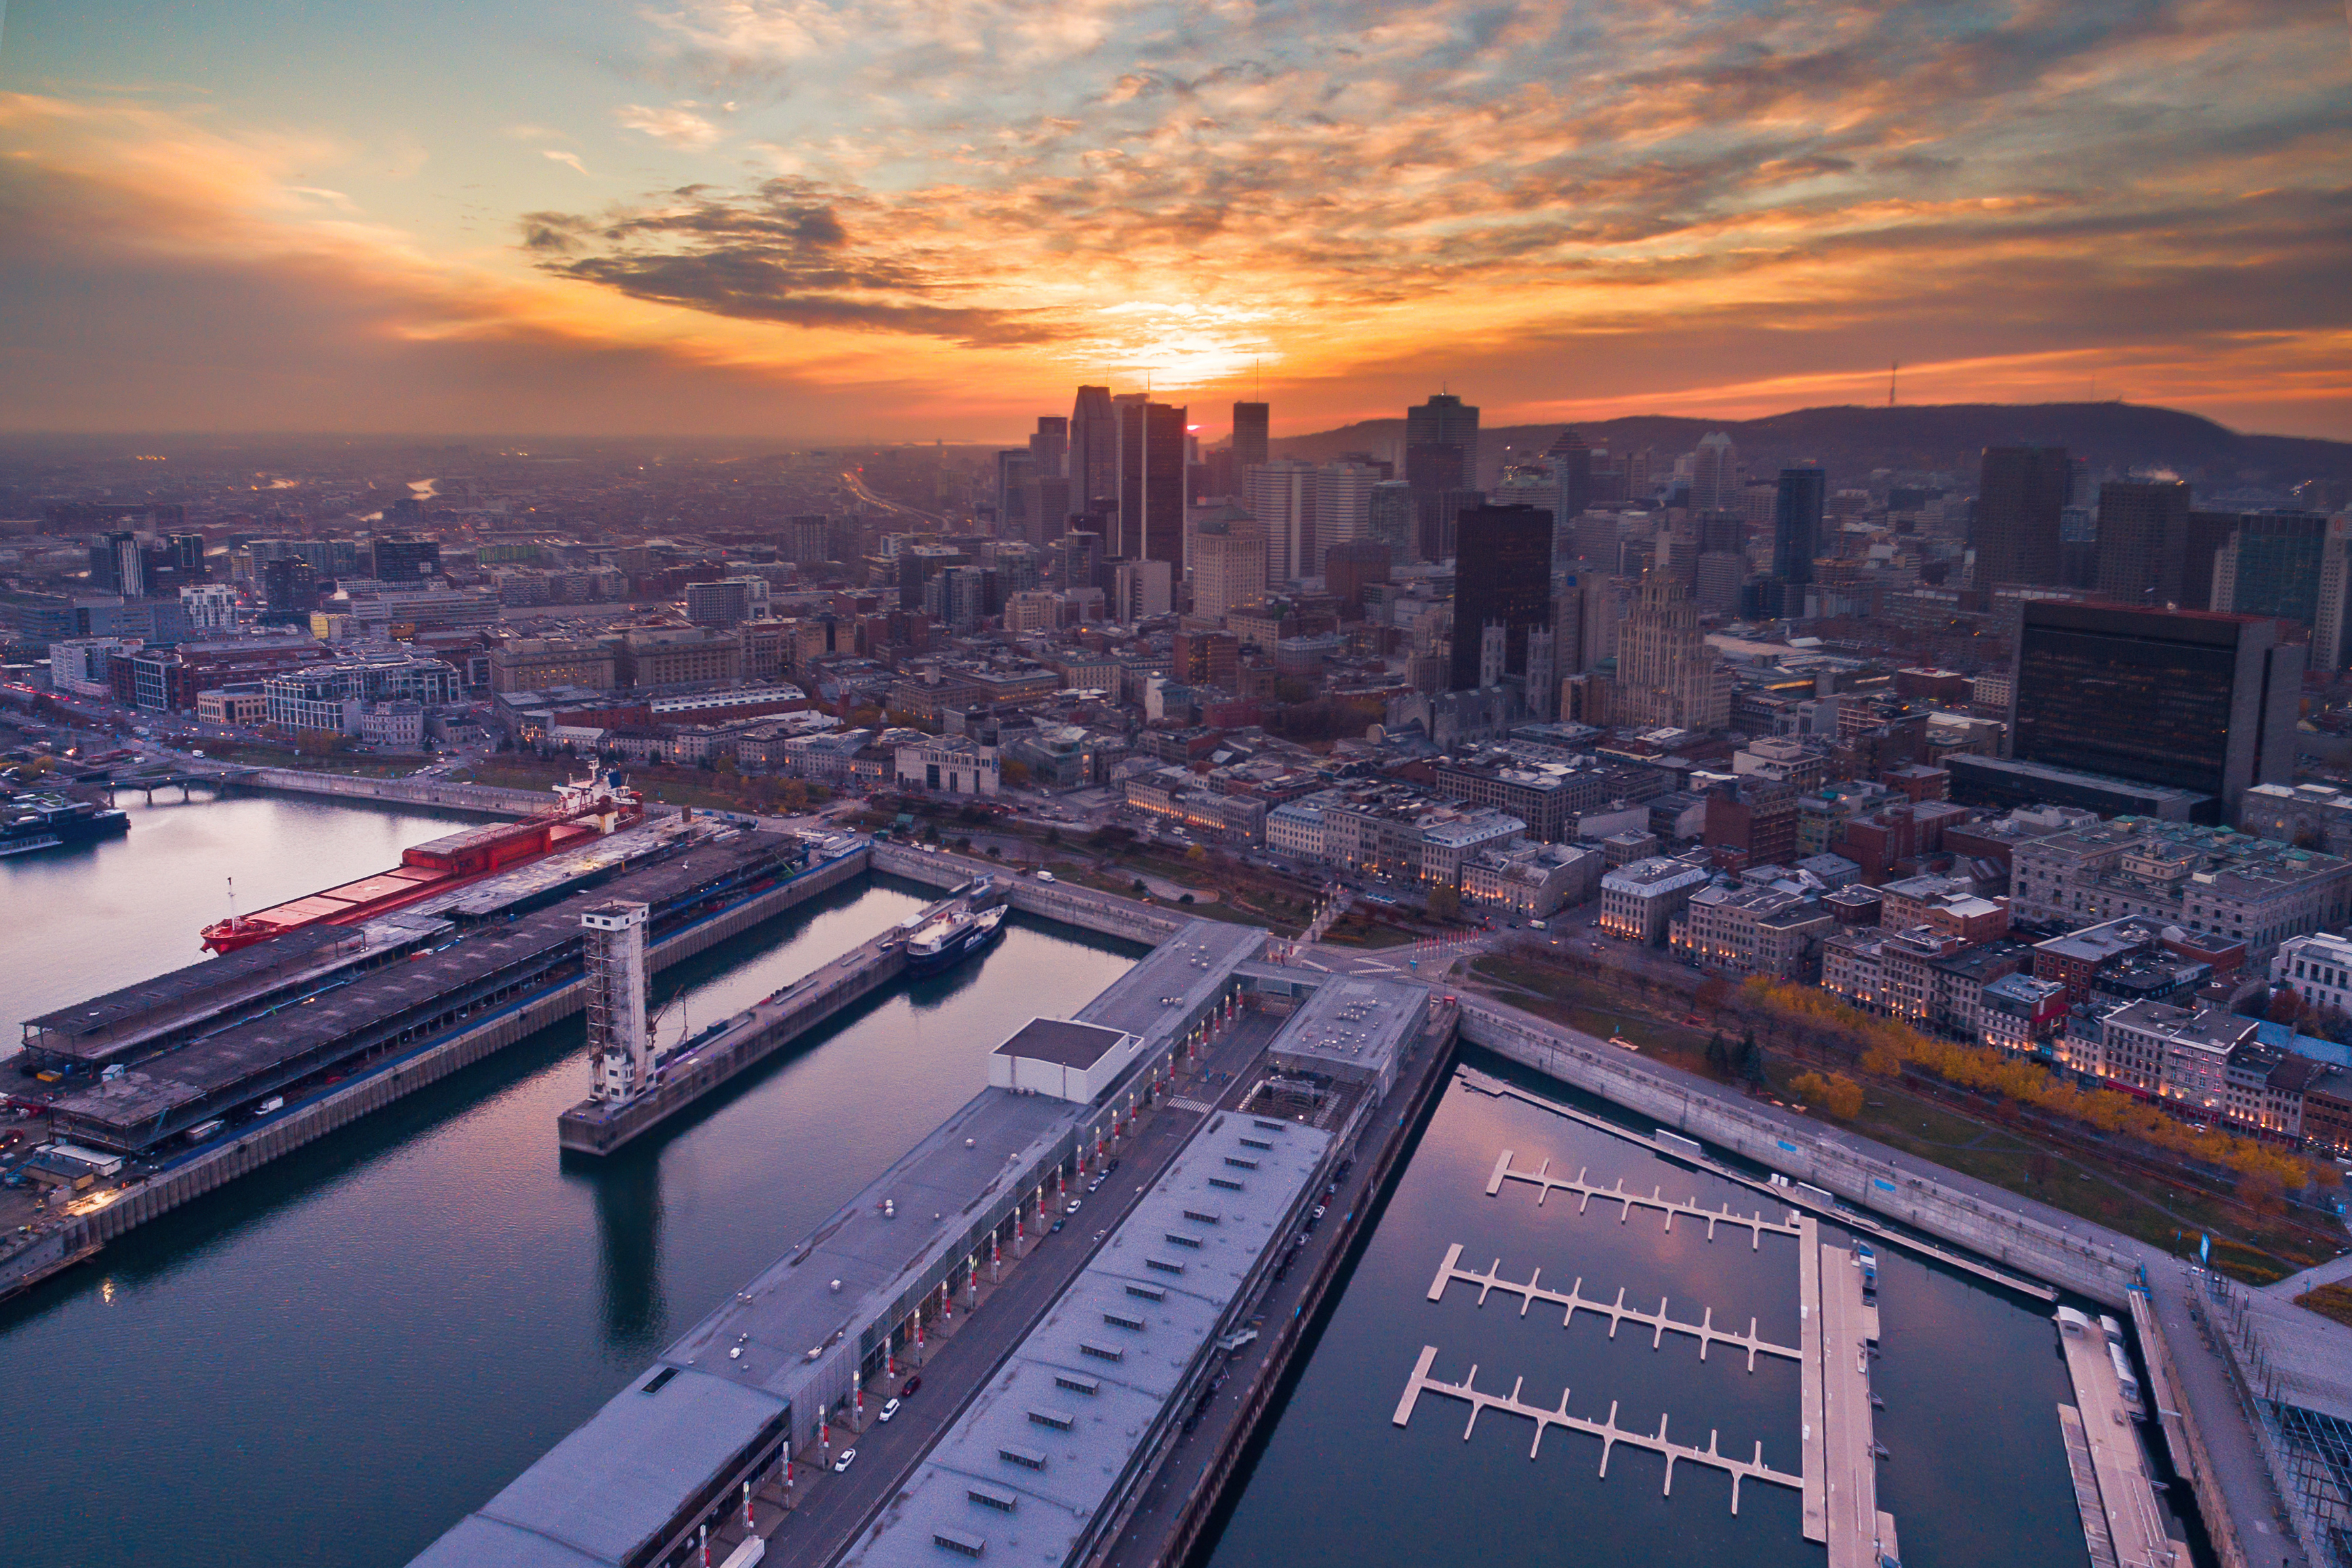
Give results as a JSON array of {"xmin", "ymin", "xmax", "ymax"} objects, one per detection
[{"xmin": 1888, "ymin": 362, "xmax": 1899, "ymax": 408}]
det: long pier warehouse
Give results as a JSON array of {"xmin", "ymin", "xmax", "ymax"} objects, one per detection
[{"xmin": 409, "ymin": 922, "xmax": 1436, "ymax": 1568}]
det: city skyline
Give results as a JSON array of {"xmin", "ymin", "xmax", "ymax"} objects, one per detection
[{"xmin": 2, "ymin": 0, "xmax": 2348, "ymax": 440}]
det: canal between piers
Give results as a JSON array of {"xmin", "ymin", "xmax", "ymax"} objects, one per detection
[
  {"xmin": 0, "ymin": 792, "xmax": 1143, "ymax": 1567},
  {"xmin": 1198, "ymin": 1049, "xmax": 2136, "ymax": 1568}
]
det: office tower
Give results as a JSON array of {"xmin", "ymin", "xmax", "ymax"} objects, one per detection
[
  {"xmin": 1407, "ymin": 394, "xmax": 1480, "ymax": 558},
  {"xmin": 1029, "ymin": 415, "xmax": 1068, "ymax": 479},
  {"xmin": 1695, "ymin": 551, "xmax": 1746, "ymax": 614},
  {"xmin": 1524, "ymin": 626, "xmax": 1556, "ymax": 718},
  {"xmin": 1112, "ymin": 558, "xmax": 1173, "ymax": 621},
  {"xmin": 1232, "ymin": 402, "xmax": 1269, "ymax": 472},
  {"xmin": 2094, "ymin": 480, "xmax": 2191, "ymax": 606},
  {"xmin": 1186, "ymin": 503, "xmax": 1266, "ymax": 621},
  {"xmin": 1447, "ymin": 503, "xmax": 1552, "ymax": 692},
  {"xmin": 2181, "ymin": 510, "xmax": 2243, "ymax": 611},
  {"xmin": 261, "ymin": 556, "xmax": 317, "ymax": 619},
  {"xmin": 1545, "ymin": 430, "xmax": 1594, "ymax": 526},
  {"xmin": 1245, "ymin": 458, "xmax": 1318, "ymax": 584},
  {"xmin": 1573, "ymin": 509, "xmax": 1622, "ymax": 566},
  {"xmin": 786, "ymin": 514, "xmax": 830, "ymax": 566},
  {"xmin": 1698, "ymin": 512, "xmax": 1745, "ymax": 556},
  {"xmin": 1069, "ymin": 386, "xmax": 1117, "ymax": 511},
  {"xmin": 2008, "ymin": 601, "xmax": 2300, "ymax": 809},
  {"xmin": 371, "ymin": 536, "xmax": 440, "ymax": 583},
  {"xmin": 1110, "ymin": 396, "xmax": 1188, "ymax": 566},
  {"xmin": 685, "ymin": 577, "xmax": 765, "ymax": 627},
  {"xmin": 1771, "ymin": 468, "xmax": 1824, "ymax": 585},
  {"xmin": 1690, "ymin": 433, "xmax": 1739, "ymax": 513},
  {"xmin": 1053, "ymin": 529, "xmax": 1106, "ymax": 595},
  {"xmin": 1615, "ymin": 571, "xmax": 1729, "ymax": 731},
  {"xmin": 994, "ymin": 449, "xmax": 1035, "ymax": 539},
  {"xmin": 1323, "ymin": 540, "xmax": 1391, "ymax": 614},
  {"xmin": 113, "ymin": 533, "xmax": 146, "ymax": 598},
  {"xmin": 167, "ymin": 534, "xmax": 205, "ymax": 575},
  {"xmin": 2211, "ymin": 512, "xmax": 2347, "ymax": 671},
  {"xmin": 1367, "ymin": 480, "xmax": 1416, "ymax": 556},
  {"xmin": 2059, "ymin": 507, "xmax": 2100, "ymax": 588},
  {"xmin": 1975, "ymin": 446, "xmax": 2071, "ymax": 587},
  {"xmin": 1312, "ymin": 460, "xmax": 1379, "ymax": 572},
  {"xmin": 1173, "ymin": 628, "xmax": 1241, "ymax": 689}
]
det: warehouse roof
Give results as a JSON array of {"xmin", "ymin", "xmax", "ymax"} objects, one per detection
[{"xmin": 994, "ymin": 1018, "xmax": 1132, "ymax": 1069}]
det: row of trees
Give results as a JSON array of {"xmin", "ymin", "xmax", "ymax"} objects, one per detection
[{"xmin": 1737, "ymin": 977, "xmax": 2329, "ymax": 1194}]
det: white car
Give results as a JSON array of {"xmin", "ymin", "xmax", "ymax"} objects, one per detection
[
  {"xmin": 878, "ymin": 1397, "xmax": 902, "ymax": 1423},
  {"xmin": 1065, "ymin": 1199, "xmax": 1082, "ymax": 1214},
  {"xmin": 832, "ymin": 1447, "xmax": 857, "ymax": 1473}
]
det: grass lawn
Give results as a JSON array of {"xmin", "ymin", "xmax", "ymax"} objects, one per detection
[
  {"xmin": 1322, "ymin": 923, "xmax": 1422, "ymax": 950},
  {"xmin": 205, "ymin": 742, "xmax": 426, "ymax": 778},
  {"xmin": 2296, "ymin": 1282, "xmax": 2352, "ymax": 1327},
  {"xmin": 1464, "ymin": 952, "xmax": 2343, "ymax": 1285}
]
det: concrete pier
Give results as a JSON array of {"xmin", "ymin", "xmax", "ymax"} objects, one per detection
[
  {"xmin": 1800, "ymin": 1218, "xmax": 1827, "ymax": 1545},
  {"xmin": 1486, "ymin": 1147, "xmax": 1801, "ymax": 1247},
  {"xmin": 1391, "ymin": 1344, "xmax": 1802, "ymax": 1513},
  {"xmin": 1427, "ymin": 1242, "xmax": 1799, "ymax": 1371},
  {"xmin": 2057, "ymin": 1323, "xmax": 2178, "ymax": 1568},
  {"xmin": 1813, "ymin": 1233, "xmax": 1894, "ymax": 1568}
]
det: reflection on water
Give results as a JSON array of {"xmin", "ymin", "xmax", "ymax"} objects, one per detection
[
  {"xmin": 0, "ymin": 798, "xmax": 1142, "ymax": 1568},
  {"xmin": 1202, "ymin": 1050, "xmax": 2086, "ymax": 1568}
]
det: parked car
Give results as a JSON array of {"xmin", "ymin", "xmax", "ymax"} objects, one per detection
[
  {"xmin": 832, "ymin": 1447, "xmax": 857, "ymax": 1473},
  {"xmin": 877, "ymin": 1398, "xmax": 902, "ymax": 1424},
  {"xmin": 901, "ymin": 1374, "xmax": 922, "ymax": 1395}
]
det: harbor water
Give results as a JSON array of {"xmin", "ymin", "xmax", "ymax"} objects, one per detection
[
  {"xmin": 0, "ymin": 793, "xmax": 1141, "ymax": 1567},
  {"xmin": 1200, "ymin": 1051, "xmax": 2097, "ymax": 1568}
]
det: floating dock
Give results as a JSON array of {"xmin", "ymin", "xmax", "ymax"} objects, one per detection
[
  {"xmin": 1486, "ymin": 1147, "xmax": 1800, "ymax": 1247},
  {"xmin": 1427, "ymin": 1242, "xmax": 1800, "ymax": 1371},
  {"xmin": 1391, "ymin": 1344, "xmax": 1802, "ymax": 1514}
]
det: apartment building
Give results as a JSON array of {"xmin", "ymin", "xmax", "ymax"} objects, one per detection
[
  {"xmin": 1599, "ymin": 857, "xmax": 1711, "ymax": 945},
  {"xmin": 1669, "ymin": 884, "xmax": 1836, "ymax": 981},
  {"xmin": 2010, "ymin": 819, "xmax": 2352, "ymax": 961}
]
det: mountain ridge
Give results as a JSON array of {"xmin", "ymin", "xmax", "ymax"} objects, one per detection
[{"xmin": 1264, "ymin": 402, "xmax": 2352, "ymax": 491}]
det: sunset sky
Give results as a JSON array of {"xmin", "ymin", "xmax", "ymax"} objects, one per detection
[{"xmin": 2, "ymin": 0, "xmax": 2347, "ymax": 442}]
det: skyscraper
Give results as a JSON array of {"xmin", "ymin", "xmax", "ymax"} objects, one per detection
[
  {"xmin": 1069, "ymin": 386, "xmax": 1117, "ymax": 511},
  {"xmin": 1690, "ymin": 433, "xmax": 1739, "ymax": 514},
  {"xmin": 1613, "ymin": 571, "xmax": 1729, "ymax": 732},
  {"xmin": 1029, "ymin": 415, "xmax": 1068, "ymax": 479},
  {"xmin": 993, "ymin": 449, "xmax": 1034, "ymax": 540},
  {"xmin": 1975, "ymin": 447, "xmax": 2071, "ymax": 587},
  {"xmin": 2008, "ymin": 601, "xmax": 2300, "ymax": 810},
  {"xmin": 1244, "ymin": 459, "xmax": 1318, "ymax": 585},
  {"xmin": 1231, "ymin": 402, "xmax": 1269, "ymax": 473},
  {"xmin": 1110, "ymin": 396, "xmax": 1188, "ymax": 566},
  {"xmin": 1366, "ymin": 480, "xmax": 1416, "ymax": 556},
  {"xmin": 1186, "ymin": 505, "xmax": 1267, "ymax": 622},
  {"xmin": 2094, "ymin": 479, "xmax": 2191, "ymax": 606},
  {"xmin": 2210, "ymin": 512, "xmax": 2347, "ymax": 672},
  {"xmin": 1447, "ymin": 503, "xmax": 1552, "ymax": 692},
  {"xmin": 1312, "ymin": 460, "xmax": 1379, "ymax": 573},
  {"xmin": 1770, "ymin": 468, "xmax": 1824, "ymax": 585},
  {"xmin": 1406, "ymin": 394, "xmax": 1480, "ymax": 560},
  {"xmin": 1545, "ymin": 430, "xmax": 1594, "ymax": 531}
]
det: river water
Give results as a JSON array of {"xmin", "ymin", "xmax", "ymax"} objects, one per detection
[
  {"xmin": 0, "ymin": 793, "xmax": 1141, "ymax": 1567},
  {"xmin": 1201, "ymin": 1052, "xmax": 2106, "ymax": 1568}
]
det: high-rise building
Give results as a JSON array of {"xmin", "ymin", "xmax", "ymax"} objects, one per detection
[
  {"xmin": 2008, "ymin": 601, "xmax": 2300, "ymax": 810},
  {"xmin": 993, "ymin": 449, "xmax": 1035, "ymax": 540},
  {"xmin": 1312, "ymin": 460, "xmax": 1379, "ymax": 572},
  {"xmin": 1029, "ymin": 415, "xmax": 1068, "ymax": 478},
  {"xmin": 1185, "ymin": 503, "xmax": 1266, "ymax": 621},
  {"xmin": 2210, "ymin": 512, "xmax": 2347, "ymax": 672},
  {"xmin": 1975, "ymin": 447, "xmax": 2071, "ymax": 587},
  {"xmin": 1069, "ymin": 386, "xmax": 1117, "ymax": 512},
  {"xmin": 1323, "ymin": 540, "xmax": 1392, "ymax": 614},
  {"xmin": 1231, "ymin": 402, "xmax": 1269, "ymax": 472},
  {"xmin": 1448, "ymin": 503, "xmax": 1552, "ymax": 692},
  {"xmin": 1613, "ymin": 571, "xmax": 1729, "ymax": 731},
  {"xmin": 2181, "ymin": 510, "xmax": 2244, "ymax": 611},
  {"xmin": 2094, "ymin": 480, "xmax": 2191, "ymax": 606},
  {"xmin": 1245, "ymin": 459, "xmax": 1319, "ymax": 585},
  {"xmin": 1110, "ymin": 396, "xmax": 1188, "ymax": 566},
  {"xmin": 1111, "ymin": 558, "xmax": 1173, "ymax": 621},
  {"xmin": 1545, "ymin": 430, "xmax": 1594, "ymax": 534},
  {"xmin": 786, "ymin": 514, "xmax": 831, "ymax": 566},
  {"xmin": 1367, "ymin": 480, "xmax": 1417, "ymax": 556},
  {"xmin": 371, "ymin": 536, "xmax": 440, "ymax": 584},
  {"xmin": 1690, "ymin": 433, "xmax": 1739, "ymax": 514},
  {"xmin": 1052, "ymin": 531, "xmax": 1105, "ymax": 595},
  {"xmin": 1407, "ymin": 394, "xmax": 1480, "ymax": 560},
  {"xmin": 1771, "ymin": 468, "xmax": 1824, "ymax": 586}
]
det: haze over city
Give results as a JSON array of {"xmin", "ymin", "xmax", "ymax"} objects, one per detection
[{"xmin": 3, "ymin": 0, "xmax": 2350, "ymax": 439}]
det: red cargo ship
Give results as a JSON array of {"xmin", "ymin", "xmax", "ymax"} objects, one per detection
[{"xmin": 199, "ymin": 773, "xmax": 644, "ymax": 954}]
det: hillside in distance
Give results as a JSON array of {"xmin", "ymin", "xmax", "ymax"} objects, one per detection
[{"xmin": 1268, "ymin": 403, "xmax": 2352, "ymax": 492}]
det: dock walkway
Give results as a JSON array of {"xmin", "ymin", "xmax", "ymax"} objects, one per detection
[
  {"xmin": 2057, "ymin": 1325, "xmax": 2178, "ymax": 1568},
  {"xmin": 1391, "ymin": 1344, "xmax": 1802, "ymax": 1514},
  {"xmin": 1427, "ymin": 1242, "xmax": 1799, "ymax": 1371},
  {"xmin": 1486, "ymin": 1148, "xmax": 1801, "ymax": 1248},
  {"xmin": 1812, "ymin": 1229, "xmax": 1892, "ymax": 1568}
]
